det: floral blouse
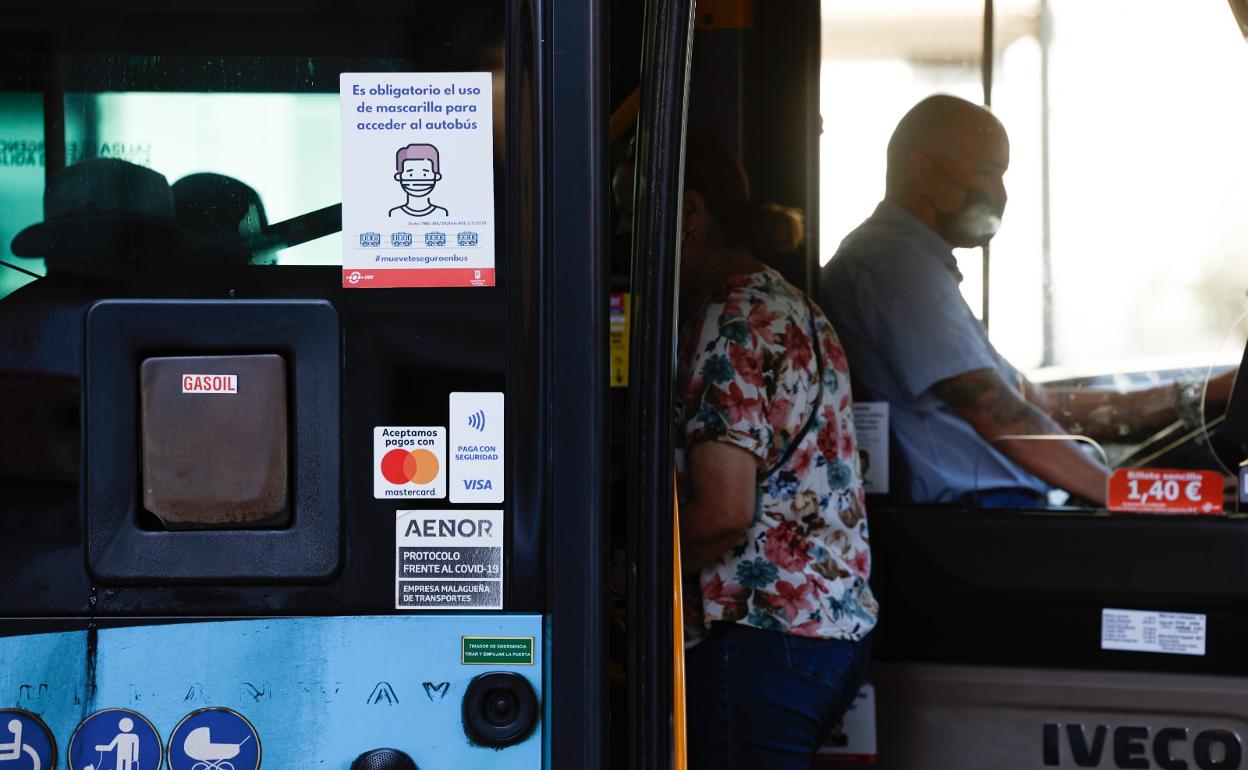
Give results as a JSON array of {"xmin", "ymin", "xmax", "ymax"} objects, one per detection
[{"xmin": 679, "ymin": 267, "xmax": 878, "ymax": 641}]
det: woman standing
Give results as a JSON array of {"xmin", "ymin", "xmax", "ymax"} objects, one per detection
[{"xmin": 678, "ymin": 132, "xmax": 877, "ymax": 769}]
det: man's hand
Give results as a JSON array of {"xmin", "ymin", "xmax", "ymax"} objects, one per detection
[
  {"xmin": 933, "ymin": 368, "xmax": 1109, "ymax": 505},
  {"xmin": 1023, "ymin": 370, "xmax": 1237, "ymax": 443},
  {"xmin": 680, "ymin": 440, "xmax": 759, "ymax": 571}
]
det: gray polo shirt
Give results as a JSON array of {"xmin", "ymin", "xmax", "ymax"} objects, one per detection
[{"xmin": 819, "ymin": 199, "xmax": 1047, "ymax": 503}]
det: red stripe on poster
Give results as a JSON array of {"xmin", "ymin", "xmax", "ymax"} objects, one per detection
[{"xmin": 342, "ymin": 268, "xmax": 496, "ymax": 288}]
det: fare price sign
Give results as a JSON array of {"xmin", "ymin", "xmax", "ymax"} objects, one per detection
[{"xmin": 1107, "ymin": 469, "xmax": 1223, "ymax": 514}]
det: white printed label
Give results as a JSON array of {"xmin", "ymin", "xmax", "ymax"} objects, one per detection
[
  {"xmin": 181, "ymin": 374, "xmax": 238, "ymax": 394},
  {"xmin": 396, "ymin": 510, "xmax": 503, "ymax": 610},
  {"xmin": 851, "ymin": 402, "xmax": 889, "ymax": 495},
  {"xmin": 374, "ymin": 426, "xmax": 446, "ymax": 499},
  {"xmin": 340, "ymin": 71, "xmax": 496, "ymax": 288},
  {"xmin": 1101, "ymin": 608, "xmax": 1207, "ymax": 656},
  {"xmin": 449, "ymin": 392, "xmax": 504, "ymax": 503}
]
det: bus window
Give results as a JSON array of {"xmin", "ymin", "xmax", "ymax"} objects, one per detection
[
  {"xmin": 818, "ymin": 0, "xmax": 1248, "ymax": 507},
  {"xmin": 61, "ymin": 91, "xmax": 342, "ymax": 265},
  {"xmin": 0, "ymin": 93, "xmax": 45, "ymax": 297}
]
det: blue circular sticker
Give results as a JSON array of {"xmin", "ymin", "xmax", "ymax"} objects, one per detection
[
  {"xmin": 0, "ymin": 709, "xmax": 56, "ymax": 770},
  {"xmin": 167, "ymin": 708, "xmax": 260, "ymax": 770},
  {"xmin": 68, "ymin": 708, "xmax": 162, "ymax": 770}
]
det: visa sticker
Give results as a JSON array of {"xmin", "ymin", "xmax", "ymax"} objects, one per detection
[{"xmin": 1106, "ymin": 468, "xmax": 1223, "ymax": 514}]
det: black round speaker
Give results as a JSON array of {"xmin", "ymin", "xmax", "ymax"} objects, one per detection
[
  {"xmin": 461, "ymin": 671, "xmax": 539, "ymax": 747},
  {"xmin": 350, "ymin": 748, "xmax": 419, "ymax": 770}
]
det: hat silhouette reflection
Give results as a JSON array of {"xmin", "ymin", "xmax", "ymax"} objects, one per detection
[
  {"xmin": 11, "ymin": 157, "xmax": 181, "ymax": 275},
  {"xmin": 172, "ymin": 172, "xmax": 275, "ymax": 266}
]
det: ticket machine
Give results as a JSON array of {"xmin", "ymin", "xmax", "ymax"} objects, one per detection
[{"xmin": 0, "ymin": 1, "xmax": 606, "ymax": 768}]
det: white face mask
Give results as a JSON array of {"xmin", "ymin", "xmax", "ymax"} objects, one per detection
[
  {"xmin": 401, "ymin": 181, "xmax": 437, "ymax": 196},
  {"xmin": 940, "ymin": 187, "xmax": 1005, "ymax": 247}
]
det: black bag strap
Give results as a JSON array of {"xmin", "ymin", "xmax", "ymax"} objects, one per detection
[{"xmin": 760, "ymin": 299, "xmax": 824, "ymax": 480}]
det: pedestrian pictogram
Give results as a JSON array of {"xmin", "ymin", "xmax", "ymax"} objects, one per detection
[
  {"xmin": 168, "ymin": 708, "xmax": 261, "ymax": 770},
  {"xmin": 68, "ymin": 709, "xmax": 162, "ymax": 770},
  {"xmin": 0, "ymin": 710, "xmax": 56, "ymax": 770}
]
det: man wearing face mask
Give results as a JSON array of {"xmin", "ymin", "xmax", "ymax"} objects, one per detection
[{"xmin": 820, "ymin": 94, "xmax": 1111, "ymax": 506}]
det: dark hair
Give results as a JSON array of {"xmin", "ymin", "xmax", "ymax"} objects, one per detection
[{"xmin": 682, "ymin": 128, "xmax": 804, "ymax": 256}]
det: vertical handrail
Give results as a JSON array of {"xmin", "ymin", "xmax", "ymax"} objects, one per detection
[
  {"xmin": 626, "ymin": 0, "xmax": 697, "ymax": 765},
  {"xmin": 980, "ymin": 0, "xmax": 995, "ymax": 331},
  {"xmin": 1039, "ymin": 0, "xmax": 1055, "ymax": 366},
  {"xmin": 673, "ymin": 489, "xmax": 688, "ymax": 770}
]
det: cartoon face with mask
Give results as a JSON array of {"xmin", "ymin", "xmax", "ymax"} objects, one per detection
[{"xmin": 389, "ymin": 143, "xmax": 449, "ymax": 219}]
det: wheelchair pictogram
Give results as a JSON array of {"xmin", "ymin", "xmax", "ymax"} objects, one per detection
[{"xmin": 0, "ymin": 711, "xmax": 56, "ymax": 770}]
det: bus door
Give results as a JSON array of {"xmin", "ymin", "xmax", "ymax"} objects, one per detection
[
  {"xmin": 620, "ymin": 0, "xmax": 1248, "ymax": 768},
  {"xmin": 0, "ymin": 1, "xmax": 607, "ymax": 768}
]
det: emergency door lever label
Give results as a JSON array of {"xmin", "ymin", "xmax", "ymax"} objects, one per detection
[{"xmin": 396, "ymin": 510, "xmax": 503, "ymax": 610}]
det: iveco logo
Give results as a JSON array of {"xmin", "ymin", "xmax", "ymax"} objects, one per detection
[{"xmin": 1044, "ymin": 723, "xmax": 1243, "ymax": 768}]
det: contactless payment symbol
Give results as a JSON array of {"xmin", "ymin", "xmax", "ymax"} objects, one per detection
[
  {"xmin": 374, "ymin": 426, "xmax": 446, "ymax": 499},
  {"xmin": 0, "ymin": 710, "xmax": 56, "ymax": 770},
  {"xmin": 68, "ymin": 709, "xmax": 161, "ymax": 770},
  {"xmin": 168, "ymin": 708, "xmax": 261, "ymax": 770}
]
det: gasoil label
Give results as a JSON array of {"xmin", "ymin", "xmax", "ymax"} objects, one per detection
[
  {"xmin": 1101, "ymin": 608, "xmax": 1207, "ymax": 656},
  {"xmin": 181, "ymin": 373, "xmax": 238, "ymax": 393},
  {"xmin": 396, "ymin": 510, "xmax": 503, "ymax": 610}
]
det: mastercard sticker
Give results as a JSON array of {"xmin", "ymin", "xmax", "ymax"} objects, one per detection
[{"xmin": 374, "ymin": 426, "xmax": 446, "ymax": 499}]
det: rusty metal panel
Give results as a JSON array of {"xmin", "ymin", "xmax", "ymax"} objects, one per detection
[{"xmin": 140, "ymin": 354, "xmax": 288, "ymax": 529}]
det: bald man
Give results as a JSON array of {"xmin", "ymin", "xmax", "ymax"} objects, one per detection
[{"xmin": 820, "ymin": 95, "xmax": 1110, "ymax": 506}]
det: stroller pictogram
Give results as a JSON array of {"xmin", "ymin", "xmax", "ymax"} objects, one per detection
[{"xmin": 182, "ymin": 728, "xmax": 252, "ymax": 770}]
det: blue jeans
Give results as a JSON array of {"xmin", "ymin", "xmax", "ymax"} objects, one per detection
[{"xmin": 685, "ymin": 622, "xmax": 872, "ymax": 770}]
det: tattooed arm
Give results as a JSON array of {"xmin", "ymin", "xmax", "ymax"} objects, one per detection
[
  {"xmin": 680, "ymin": 440, "xmax": 758, "ymax": 571},
  {"xmin": 933, "ymin": 368, "xmax": 1109, "ymax": 505}
]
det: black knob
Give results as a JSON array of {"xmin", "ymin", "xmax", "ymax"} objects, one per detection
[
  {"xmin": 462, "ymin": 672, "xmax": 539, "ymax": 747},
  {"xmin": 351, "ymin": 748, "xmax": 418, "ymax": 770}
]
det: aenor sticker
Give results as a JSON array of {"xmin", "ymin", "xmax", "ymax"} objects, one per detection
[
  {"xmin": 1106, "ymin": 468, "xmax": 1223, "ymax": 514},
  {"xmin": 340, "ymin": 72, "xmax": 496, "ymax": 288},
  {"xmin": 1101, "ymin": 608, "xmax": 1207, "ymax": 656},
  {"xmin": 396, "ymin": 510, "xmax": 503, "ymax": 610}
]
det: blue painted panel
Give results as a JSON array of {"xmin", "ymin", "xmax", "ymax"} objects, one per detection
[{"xmin": 0, "ymin": 615, "xmax": 543, "ymax": 768}]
